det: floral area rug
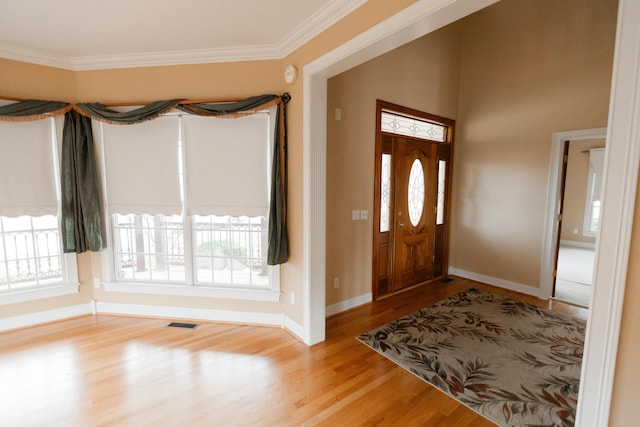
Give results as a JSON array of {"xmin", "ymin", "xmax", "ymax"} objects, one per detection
[{"xmin": 357, "ymin": 288, "xmax": 585, "ymax": 427}]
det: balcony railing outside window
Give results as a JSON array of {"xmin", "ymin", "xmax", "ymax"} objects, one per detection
[
  {"xmin": 112, "ymin": 214, "xmax": 269, "ymax": 289},
  {"xmin": 0, "ymin": 215, "xmax": 63, "ymax": 292}
]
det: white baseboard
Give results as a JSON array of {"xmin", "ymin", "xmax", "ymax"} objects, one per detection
[
  {"xmin": 283, "ymin": 315, "xmax": 305, "ymax": 341},
  {"xmin": 0, "ymin": 303, "xmax": 92, "ymax": 332},
  {"xmin": 96, "ymin": 302, "xmax": 285, "ymax": 327},
  {"xmin": 0, "ymin": 300, "xmax": 306, "ymax": 340},
  {"xmin": 560, "ymin": 239, "xmax": 596, "ymax": 250},
  {"xmin": 449, "ymin": 267, "xmax": 546, "ymax": 299},
  {"xmin": 326, "ymin": 292, "xmax": 372, "ymax": 316}
]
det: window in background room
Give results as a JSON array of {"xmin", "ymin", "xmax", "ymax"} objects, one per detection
[
  {"xmin": 583, "ymin": 148, "xmax": 605, "ymax": 236},
  {"xmin": 95, "ymin": 109, "xmax": 278, "ymax": 298}
]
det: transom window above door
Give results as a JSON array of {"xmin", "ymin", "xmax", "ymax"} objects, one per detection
[{"xmin": 380, "ymin": 110, "xmax": 447, "ymax": 142}]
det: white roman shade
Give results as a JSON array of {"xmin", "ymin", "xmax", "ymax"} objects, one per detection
[
  {"xmin": 0, "ymin": 118, "xmax": 58, "ymax": 217},
  {"xmin": 100, "ymin": 116, "xmax": 181, "ymax": 215},
  {"xmin": 183, "ymin": 113, "xmax": 270, "ymax": 217}
]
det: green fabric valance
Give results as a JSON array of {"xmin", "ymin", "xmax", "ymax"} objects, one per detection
[
  {"xmin": 75, "ymin": 99, "xmax": 182, "ymax": 124},
  {"xmin": 0, "ymin": 99, "xmax": 71, "ymax": 121},
  {"xmin": 177, "ymin": 94, "xmax": 280, "ymax": 116}
]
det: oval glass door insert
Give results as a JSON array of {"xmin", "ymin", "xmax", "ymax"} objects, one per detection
[{"xmin": 407, "ymin": 159, "xmax": 425, "ymax": 226}]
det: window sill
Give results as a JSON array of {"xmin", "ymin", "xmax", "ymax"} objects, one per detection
[
  {"xmin": 0, "ymin": 283, "xmax": 80, "ymax": 306},
  {"xmin": 102, "ymin": 281, "xmax": 281, "ymax": 302}
]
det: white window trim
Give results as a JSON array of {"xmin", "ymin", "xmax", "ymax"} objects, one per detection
[{"xmin": 101, "ymin": 276, "xmax": 281, "ymax": 302}]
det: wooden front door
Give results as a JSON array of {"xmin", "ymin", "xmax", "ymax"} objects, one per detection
[
  {"xmin": 392, "ymin": 137, "xmax": 438, "ymax": 291},
  {"xmin": 373, "ymin": 100, "xmax": 454, "ymax": 300}
]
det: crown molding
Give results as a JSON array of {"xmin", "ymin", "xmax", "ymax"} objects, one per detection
[
  {"xmin": 0, "ymin": 0, "xmax": 367, "ymax": 71},
  {"xmin": 68, "ymin": 45, "xmax": 285, "ymax": 71},
  {"xmin": 277, "ymin": 0, "xmax": 368, "ymax": 57},
  {"xmin": 0, "ymin": 42, "xmax": 76, "ymax": 70}
]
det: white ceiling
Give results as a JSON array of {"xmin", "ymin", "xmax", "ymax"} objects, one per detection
[{"xmin": 0, "ymin": 0, "xmax": 366, "ymax": 71}]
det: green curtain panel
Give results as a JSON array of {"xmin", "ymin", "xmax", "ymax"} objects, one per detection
[
  {"xmin": 61, "ymin": 111, "xmax": 104, "ymax": 253},
  {"xmin": 267, "ymin": 95, "xmax": 289, "ymax": 265}
]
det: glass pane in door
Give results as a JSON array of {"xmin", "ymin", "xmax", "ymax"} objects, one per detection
[
  {"xmin": 408, "ymin": 159, "xmax": 425, "ymax": 227},
  {"xmin": 436, "ymin": 160, "xmax": 446, "ymax": 225},
  {"xmin": 380, "ymin": 154, "xmax": 391, "ymax": 232}
]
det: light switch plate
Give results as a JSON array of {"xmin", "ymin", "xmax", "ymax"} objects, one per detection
[
  {"xmin": 352, "ymin": 210, "xmax": 361, "ymax": 220},
  {"xmin": 360, "ymin": 209, "xmax": 368, "ymax": 220}
]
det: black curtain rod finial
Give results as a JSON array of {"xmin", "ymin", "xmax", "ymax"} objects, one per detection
[{"xmin": 282, "ymin": 93, "xmax": 291, "ymax": 104}]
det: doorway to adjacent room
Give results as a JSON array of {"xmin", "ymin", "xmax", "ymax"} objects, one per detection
[{"xmin": 542, "ymin": 128, "xmax": 606, "ymax": 307}]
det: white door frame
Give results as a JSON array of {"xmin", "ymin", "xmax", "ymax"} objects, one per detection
[
  {"xmin": 302, "ymin": 0, "xmax": 640, "ymax": 425},
  {"xmin": 541, "ymin": 127, "xmax": 607, "ymax": 301}
]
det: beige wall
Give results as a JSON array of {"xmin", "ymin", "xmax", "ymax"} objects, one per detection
[
  {"xmin": 0, "ymin": 58, "xmax": 77, "ymax": 101},
  {"xmin": 326, "ymin": 24, "xmax": 462, "ymax": 306},
  {"xmin": 74, "ymin": 61, "xmax": 285, "ymax": 103},
  {"xmin": 451, "ymin": 0, "xmax": 616, "ymax": 287},
  {"xmin": 324, "ymin": 0, "xmax": 617, "ymax": 302},
  {"xmin": 560, "ymin": 139, "xmax": 605, "ymax": 245}
]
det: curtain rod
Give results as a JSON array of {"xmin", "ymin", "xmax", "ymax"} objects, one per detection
[
  {"xmin": 103, "ymin": 97, "xmax": 246, "ymax": 107},
  {"xmin": 581, "ymin": 147, "xmax": 605, "ymax": 153},
  {"xmin": 0, "ymin": 95, "xmax": 26, "ymax": 102},
  {"xmin": 1, "ymin": 96, "xmax": 266, "ymax": 107}
]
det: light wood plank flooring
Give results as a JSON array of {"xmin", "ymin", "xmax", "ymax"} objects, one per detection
[{"xmin": 0, "ymin": 277, "xmax": 587, "ymax": 427}]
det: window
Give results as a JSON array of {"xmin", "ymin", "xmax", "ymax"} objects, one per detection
[
  {"xmin": 95, "ymin": 109, "xmax": 279, "ymax": 300},
  {"xmin": 112, "ymin": 214, "xmax": 185, "ymax": 283},
  {"xmin": 0, "ymin": 216, "xmax": 62, "ymax": 291},
  {"xmin": 379, "ymin": 153, "xmax": 391, "ymax": 233},
  {"xmin": 583, "ymin": 148, "xmax": 605, "ymax": 236},
  {"xmin": 436, "ymin": 160, "xmax": 447, "ymax": 225},
  {"xmin": 0, "ymin": 110, "xmax": 78, "ymax": 303},
  {"xmin": 380, "ymin": 110, "xmax": 447, "ymax": 142},
  {"xmin": 407, "ymin": 159, "xmax": 425, "ymax": 227}
]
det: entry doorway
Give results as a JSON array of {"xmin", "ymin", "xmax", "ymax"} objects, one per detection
[{"xmin": 372, "ymin": 100, "xmax": 455, "ymax": 300}]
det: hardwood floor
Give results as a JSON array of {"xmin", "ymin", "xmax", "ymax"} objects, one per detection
[{"xmin": 0, "ymin": 277, "xmax": 587, "ymax": 427}]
